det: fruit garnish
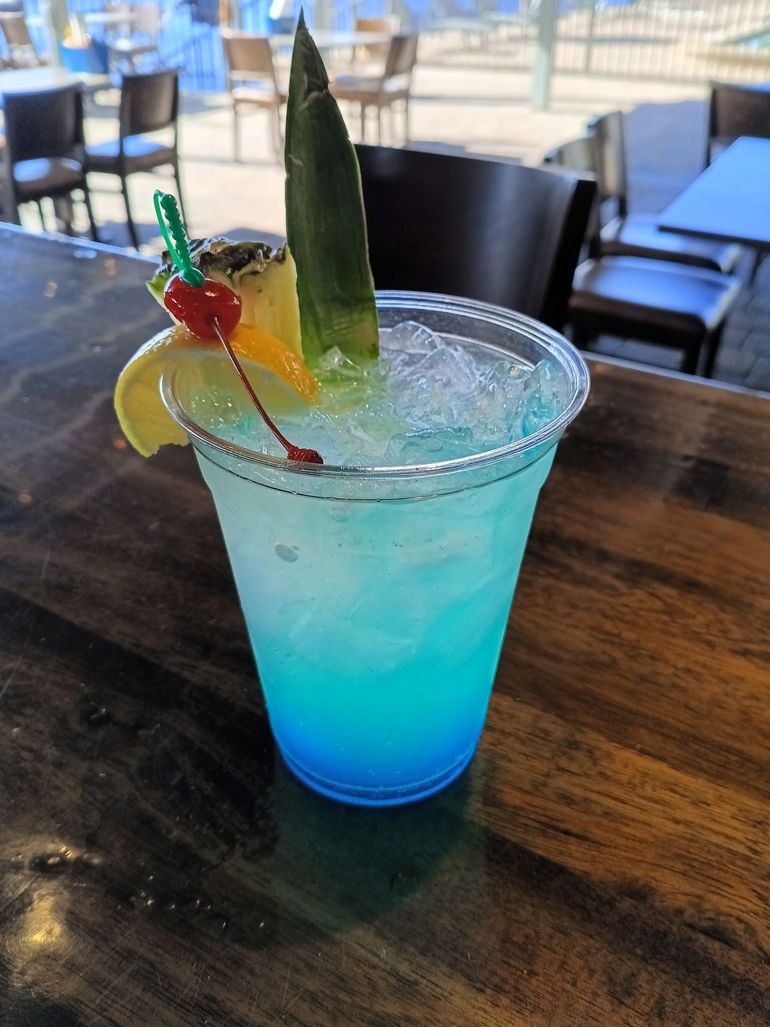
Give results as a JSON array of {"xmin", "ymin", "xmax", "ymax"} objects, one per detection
[
  {"xmin": 113, "ymin": 192, "xmax": 323, "ymax": 463},
  {"xmin": 147, "ymin": 238, "xmax": 303, "ymax": 358},
  {"xmin": 114, "ymin": 323, "xmax": 319, "ymax": 457},
  {"xmin": 285, "ymin": 12, "xmax": 379, "ymax": 364},
  {"xmin": 164, "ymin": 274, "xmax": 242, "ymax": 340}
]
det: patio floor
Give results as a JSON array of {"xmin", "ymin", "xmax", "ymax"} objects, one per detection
[{"xmin": 29, "ymin": 58, "xmax": 770, "ymax": 392}]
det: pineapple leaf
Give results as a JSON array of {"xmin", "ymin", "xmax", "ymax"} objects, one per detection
[{"xmin": 285, "ymin": 12, "xmax": 379, "ymax": 365}]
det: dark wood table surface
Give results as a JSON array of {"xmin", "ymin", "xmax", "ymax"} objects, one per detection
[
  {"xmin": 1, "ymin": 224, "xmax": 770, "ymax": 1027},
  {"xmin": 658, "ymin": 136, "xmax": 770, "ymax": 249}
]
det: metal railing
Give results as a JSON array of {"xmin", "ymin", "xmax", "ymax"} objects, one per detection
[{"xmin": 8, "ymin": 0, "xmax": 770, "ymax": 91}]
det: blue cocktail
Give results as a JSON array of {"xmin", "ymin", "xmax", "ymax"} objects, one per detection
[{"xmin": 163, "ymin": 293, "xmax": 589, "ymax": 806}]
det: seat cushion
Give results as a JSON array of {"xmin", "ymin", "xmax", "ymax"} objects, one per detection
[
  {"xmin": 13, "ymin": 157, "xmax": 84, "ymax": 200},
  {"xmin": 601, "ymin": 213, "xmax": 742, "ymax": 274},
  {"xmin": 232, "ymin": 84, "xmax": 285, "ymax": 106},
  {"xmin": 332, "ymin": 74, "xmax": 408, "ymax": 103},
  {"xmin": 570, "ymin": 257, "xmax": 741, "ymax": 342},
  {"xmin": 85, "ymin": 135, "xmax": 176, "ymax": 174}
]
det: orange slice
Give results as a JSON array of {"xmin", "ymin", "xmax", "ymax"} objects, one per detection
[{"xmin": 115, "ymin": 323, "xmax": 318, "ymax": 457}]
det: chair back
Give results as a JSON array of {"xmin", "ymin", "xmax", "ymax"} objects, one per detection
[
  {"xmin": 542, "ymin": 136, "xmax": 602, "ymax": 255},
  {"xmin": 383, "ymin": 34, "xmax": 418, "ymax": 82},
  {"xmin": 2, "ymin": 84, "xmax": 85, "ymax": 164},
  {"xmin": 355, "ymin": 145, "xmax": 596, "ymax": 331},
  {"xmin": 0, "ymin": 11, "xmax": 32, "ymax": 48},
  {"xmin": 588, "ymin": 110, "xmax": 628, "ymax": 213},
  {"xmin": 707, "ymin": 82, "xmax": 770, "ymax": 164},
  {"xmin": 222, "ymin": 30, "xmax": 278, "ymax": 87},
  {"xmin": 355, "ymin": 17, "xmax": 394, "ymax": 59},
  {"xmin": 119, "ymin": 69, "xmax": 179, "ymax": 138}
]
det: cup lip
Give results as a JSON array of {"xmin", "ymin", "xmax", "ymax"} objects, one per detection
[{"xmin": 160, "ymin": 290, "xmax": 590, "ymax": 481}]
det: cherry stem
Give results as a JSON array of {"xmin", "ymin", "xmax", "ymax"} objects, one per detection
[{"xmin": 210, "ymin": 316, "xmax": 323, "ymax": 464}]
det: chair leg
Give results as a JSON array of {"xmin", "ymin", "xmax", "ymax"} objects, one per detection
[
  {"xmin": 120, "ymin": 175, "xmax": 140, "ymax": 249},
  {"xmin": 233, "ymin": 102, "xmax": 241, "ymax": 163},
  {"xmin": 680, "ymin": 340, "xmax": 702, "ymax": 376},
  {"xmin": 570, "ymin": 324, "xmax": 592, "ymax": 350},
  {"xmin": 173, "ymin": 163, "xmax": 188, "ymax": 232},
  {"xmin": 749, "ymin": 248, "xmax": 765, "ymax": 285},
  {"xmin": 404, "ymin": 97, "xmax": 410, "ymax": 146},
  {"xmin": 376, "ymin": 105, "xmax": 382, "ymax": 145},
  {"xmin": 271, "ymin": 105, "xmax": 283, "ymax": 161},
  {"xmin": 82, "ymin": 182, "xmax": 100, "ymax": 242},
  {"xmin": 359, "ymin": 103, "xmax": 366, "ymax": 142},
  {"xmin": 701, "ymin": 324, "xmax": 724, "ymax": 380}
]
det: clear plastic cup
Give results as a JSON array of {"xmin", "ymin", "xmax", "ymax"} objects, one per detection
[{"xmin": 163, "ymin": 292, "xmax": 589, "ymax": 806}]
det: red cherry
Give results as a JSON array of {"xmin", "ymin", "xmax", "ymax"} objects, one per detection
[
  {"xmin": 164, "ymin": 274, "xmax": 241, "ymax": 340},
  {"xmin": 285, "ymin": 446, "xmax": 324, "ymax": 464}
]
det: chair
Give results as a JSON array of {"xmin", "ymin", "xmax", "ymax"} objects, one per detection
[
  {"xmin": 0, "ymin": 11, "xmax": 45, "ymax": 67},
  {"xmin": 107, "ymin": 2, "xmax": 162, "ymax": 72},
  {"xmin": 333, "ymin": 35, "xmax": 419, "ymax": 145},
  {"xmin": 0, "ymin": 84, "xmax": 98, "ymax": 239},
  {"xmin": 706, "ymin": 82, "xmax": 770, "ymax": 165},
  {"xmin": 353, "ymin": 17, "xmax": 394, "ymax": 62},
  {"xmin": 544, "ymin": 139, "xmax": 742, "ymax": 377},
  {"xmin": 546, "ymin": 113, "xmax": 740, "ymax": 274},
  {"xmin": 354, "ymin": 144, "xmax": 596, "ymax": 332},
  {"xmin": 85, "ymin": 69, "xmax": 184, "ymax": 250},
  {"xmin": 221, "ymin": 31, "xmax": 286, "ymax": 162}
]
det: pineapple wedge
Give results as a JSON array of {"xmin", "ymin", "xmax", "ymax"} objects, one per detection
[{"xmin": 147, "ymin": 239, "xmax": 303, "ymax": 358}]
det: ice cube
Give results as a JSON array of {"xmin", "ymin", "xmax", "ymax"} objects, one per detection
[
  {"xmin": 520, "ymin": 361, "xmax": 563, "ymax": 436},
  {"xmin": 315, "ymin": 346, "xmax": 364, "ymax": 382},
  {"xmin": 381, "ymin": 321, "xmax": 443, "ymax": 355},
  {"xmin": 385, "ymin": 426, "xmax": 475, "ymax": 465}
]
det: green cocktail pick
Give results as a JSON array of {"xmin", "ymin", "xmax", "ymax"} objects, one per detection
[{"xmin": 153, "ymin": 190, "xmax": 204, "ymax": 287}]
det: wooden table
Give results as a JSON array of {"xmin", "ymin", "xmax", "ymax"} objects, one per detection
[
  {"xmin": 1, "ymin": 224, "xmax": 770, "ymax": 1026},
  {"xmin": 659, "ymin": 136, "xmax": 770, "ymax": 250}
]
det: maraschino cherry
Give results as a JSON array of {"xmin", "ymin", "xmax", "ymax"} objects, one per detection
[{"xmin": 153, "ymin": 190, "xmax": 323, "ymax": 465}]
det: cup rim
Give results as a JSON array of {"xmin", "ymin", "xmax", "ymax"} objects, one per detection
[{"xmin": 160, "ymin": 290, "xmax": 590, "ymax": 481}]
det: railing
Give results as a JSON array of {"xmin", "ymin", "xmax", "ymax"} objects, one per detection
[{"xmin": 8, "ymin": 0, "xmax": 770, "ymax": 91}]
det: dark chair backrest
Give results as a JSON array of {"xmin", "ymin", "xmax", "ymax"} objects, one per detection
[
  {"xmin": 587, "ymin": 110, "xmax": 628, "ymax": 214},
  {"xmin": 383, "ymin": 34, "xmax": 418, "ymax": 81},
  {"xmin": 2, "ymin": 84, "xmax": 85, "ymax": 164},
  {"xmin": 355, "ymin": 145, "xmax": 596, "ymax": 331},
  {"xmin": 707, "ymin": 81, "xmax": 770, "ymax": 165},
  {"xmin": 221, "ymin": 30, "xmax": 278, "ymax": 86},
  {"xmin": 542, "ymin": 135, "xmax": 602, "ymax": 256},
  {"xmin": 119, "ymin": 69, "xmax": 179, "ymax": 140}
]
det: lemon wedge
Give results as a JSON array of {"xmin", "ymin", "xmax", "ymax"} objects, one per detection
[{"xmin": 115, "ymin": 323, "xmax": 318, "ymax": 457}]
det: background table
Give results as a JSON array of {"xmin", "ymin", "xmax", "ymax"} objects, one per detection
[
  {"xmin": 659, "ymin": 136, "xmax": 770, "ymax": 249},
  {"xmin": 1, "ymin": 225, "xmax": 770, "ymax": 1026},
  {"xmin": 0, "ymin": 66, "xmax": 110, "ymax": 97}
]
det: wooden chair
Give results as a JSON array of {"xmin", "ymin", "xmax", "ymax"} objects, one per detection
[
  {"xmin": 355, "ymin": 144, "xmax": 596, "ymax": 332},
  {"xmin": 353, "ymin": 17, "xmax": 395, "ymax": 62},
  {"xmin": 85, "ymin": 69, "xmax": 184, "ymax": 249},
  {"xmin": 333, "ymin": 35, "xmax": 418, "ymax": 145},
  {"xmin": 0, "ymin": 11, "xmax": 45, "ymax": 68},
  {"xmin": 221, "ymin": 30, "xmax": 286, "ymax": 162},
  {"xmin": 544, "ymin": 138, "xmax": 742, "ymax": 377},
  {"xmin": 545, "ymin": 120, "xmax": 740, "ymax": 274},
  {"xmin": 0, "ymin": 84, "xmax": 98, "ymax": 239}
]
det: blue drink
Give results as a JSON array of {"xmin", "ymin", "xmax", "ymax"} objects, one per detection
[{"xmin": 164, "ymin": 294, "xmax": 589, "ymax": 806}]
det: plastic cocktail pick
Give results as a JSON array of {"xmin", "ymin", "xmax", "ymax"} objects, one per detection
[{"xmin": 153, "ymin": 190, "xmax": 204, "ymax": 287}]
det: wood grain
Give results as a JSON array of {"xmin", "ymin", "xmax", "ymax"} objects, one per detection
[{"xmin": 1, "ymin": 225, "xmax": 770, "ymax": 1026}]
